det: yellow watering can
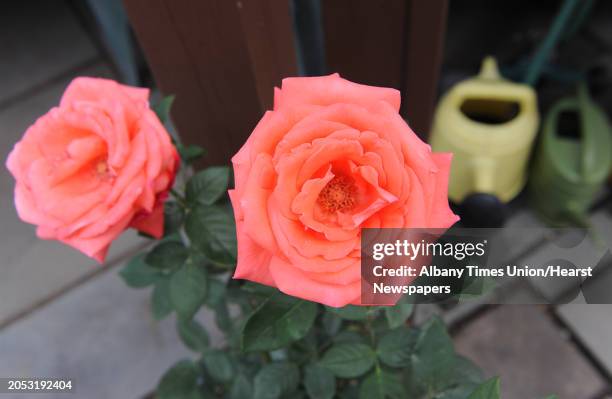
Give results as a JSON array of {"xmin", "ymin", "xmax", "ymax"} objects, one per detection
[{"xmin": 430, "ymin": 57, "xmax": 539, "ymax": 226}]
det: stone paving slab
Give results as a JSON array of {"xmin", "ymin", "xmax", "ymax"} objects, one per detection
[
  {"xmin": 0, "ymin": 265, "xmax": 222, "ymax": 399},
  {"xmin": 557, "ymin": 304, "xmax": 612, "ymax": 377},
  {"xmin": 0, "ymin": 1, "xmax": 98, "ymax": 104},
  {"xmin": 454, "ymin": 305, "xmax": 608, "ymax": 399},
  {"xmin": 523, "ymin": 210, "xmax": 612, "ymax": 302}
]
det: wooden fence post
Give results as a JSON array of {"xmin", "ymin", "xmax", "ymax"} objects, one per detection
[
  {"xmin": 123, "ymin": 0, "xmax": 297, "ymax": 166},
  {"xmin": 401, "ymin": 0, "xmax": 449, "ymax": 140},
  {"xmin": 321, "ymin": 0, "xmax": 448, "ymax": 140}
]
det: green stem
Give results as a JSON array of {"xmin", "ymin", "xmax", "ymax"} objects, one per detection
[{"xmin": 170, "ymin": 188, "xmax": 189, "ymax": 209}]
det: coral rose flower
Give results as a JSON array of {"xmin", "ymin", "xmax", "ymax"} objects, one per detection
[
  {"xmin": 6, "ymin": 77, "xmax": 178, "ymax": 263},
  {"xmin": 230, "ymin": 74, "xmax": 458, "ymax": 307}
]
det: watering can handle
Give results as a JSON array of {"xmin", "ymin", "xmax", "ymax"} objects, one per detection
[
  {"xmin": 445, "ymin": 56, "xmax": 537, "ymax": 115},
  {"xmin": 575, "ymin": 82, "xmax": 593, "ymax": 177}
]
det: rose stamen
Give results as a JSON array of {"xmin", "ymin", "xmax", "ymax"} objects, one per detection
[
  {"xmin": 93, "ymin": 159, "xmax": 114, "ymax": 181},
  {"xmin": 96, "ymin": 160, "xmax": 108, "ymax": 174},
  {"xmin": 317, "ymin": 175, "xmax": 357, "ymax": 213}
]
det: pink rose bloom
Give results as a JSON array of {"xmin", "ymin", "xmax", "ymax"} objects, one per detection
[
  {"xmin": 230, "ymin": 74, "xmax": 458, "ymax": 307},
  {"xmin": 6, "ymin": 77, "xmax": 178, "ymax": 262}
]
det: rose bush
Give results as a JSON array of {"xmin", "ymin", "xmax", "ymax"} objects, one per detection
[
  {"xmin": 6, "ymin": 77, "xmax": 178, "ymax": 262},
  {"xmin": 230, "ymin": 74, "xmax": 458, "ymax": 307},
  {"xmin": 6, "ymin": 77, "xmax": 524, "ymax": 399}
]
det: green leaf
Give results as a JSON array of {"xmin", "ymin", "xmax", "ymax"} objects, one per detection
[
  {"xmin": 333, "ymin": 330, "xmax": 367, "ymax": 345},
  {"xmin": 384, "ymin": 298, "xmax": 413, "ymax": 329},
  {"xmin": 377, "ymin": 327, "xmax": 418, "ymax": 368},
  {"xmin": 321, "ymin": 312, "xmax": 342, "ymax": 337},
  {"xmin": 229, "ymin": 374, "xmax": 252, "ymax": 399},
  {"xmin": 145, "ymin": 241, "xmax": 189, "ymax": 271},
  {"xmin": 214, "ymin": 301, "xmax": 233, "ymax": 332},
  {"xmin": 164, "ymin": 201, "xmax": 185, "ymax": 236},
  {"xmin": 185, "ymin": 204, "xmax": 237, "ymax": 266},
  {"xmin": 410, "ymin": 316, "xmax": 456, "ymax": 392},
  {"xmin": 304, "ymin": 364, "xmax": 335, "ymax": 399},
  {"xmin": 359, "ymin": 369, "xmax": 405, "ymax": 399},
  {"xmin": 319, "ymin": 343, "xmax": 375, "ymax": 378},
  {"xmin": 408, "ymin": 355, "xmax": 483, "ymax": 399},
  {"xmin": 467, "ymin": 377, "xmax": 501, "ymax": 399},
  {"xmin": 153, "ymin": 95, "xmax": 175, "ymax": 124},
  {"xmin": 326, "ymin": 305, "xmax": 371, "ymax": 321},
  {"xmin": 177, "ymin": 318, "xmax": 209, "ymax": 352},
  {"xmin": 242, "ymin": 293, "xmax": 318, "ymax": 352},
  {"xmin": 169, "ymin": 261, "xmax": 208, "ymax": 319},
  {"xmin": 253, "ymin": 362, "xmax": 299, "ymax": 399},
  {"xmin": 157, "ymin": 359, "xmax": 199, "ymax": 399},
  {"xmin": 119, "ymin": 254, "xmax": 159, "ymax": 288},
  {"xmin": 204, "ymin": 278, "xmax": 226, "ymax": 308},
  {"xmin": 186, "ymin": 167, "xmax": 230, "ymax": 206},
  {"xmin": 152, "ymin": 278, "xmax": 173, "ymax": 320},
  {"xmin": 178, "ymin": 144, "xmax": 206, "ymax": 164},
  {"xmin": 202, "ymin": 349, "xmax": 233, "ymax": 383}
]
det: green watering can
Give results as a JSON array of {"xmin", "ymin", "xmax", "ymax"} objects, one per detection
[{"xmin": 529, "ymin": 83, "xmax": 612, "ymax": 227}]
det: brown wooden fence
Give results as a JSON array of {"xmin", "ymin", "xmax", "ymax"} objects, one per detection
[{"xmin": 123, "ymin": 0, "xmax": 447, "ymax": 166}]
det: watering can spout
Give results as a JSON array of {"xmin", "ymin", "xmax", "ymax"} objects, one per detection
[{"xmin": 478, "ymin": 56, "xmax": 501, "ymax": 80}]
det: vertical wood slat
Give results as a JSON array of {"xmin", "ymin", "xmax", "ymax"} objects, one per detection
[
  {"xmin": 123, "ymin": 0, "xmax": 297, "ymax": 166},
  {"xmin": 322, "ymin": 0, "xmax": 407, "ymax": 90},
  {"xmin": 401, "ymin": 0, "xmax": 449, "ymax": 140},
  {"xmin": 322, "ymin": 0, "xmax": 448, "ymax": 141},
  {"xmin": 238, "ymin": 1, "xmax": 298, "ymax": 111}
]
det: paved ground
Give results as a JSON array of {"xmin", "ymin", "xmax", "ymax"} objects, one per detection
[{"xmin": 1, "ymin": 2, "xmax": 611, "ymax": 399}]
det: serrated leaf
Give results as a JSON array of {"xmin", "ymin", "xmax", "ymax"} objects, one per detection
[
  {"xmin": 326, "ymin": 305, "xmax": 371, "ymax": 321},
  {"xmin": 185, "ymin": 204, "xmax": 237, "ymax": 266},
  {"xmin": 205, "ymin": 278, "xmax": 226, "ymax": 307},
  {"xmin": 384, "ymin": 300, "xmax": 413, "ymax": 329},
  {"xmin": 214, "ymin": 301, "xmax": 233, "ymax": 332},
  {"xmin": 186, "ymin": 167, "xmax": 230, "ymax": 206},
  {"xmin": 410, "ymin": 316, "xmax": 456, "ymax": 392},
  {"xmin": 177, "ymin": 318, "xmax": 209, "ymax": 352},
  {"xmin": 359, "ymin": 369, "xmax": 405, "ymax": 399},
  {"xmin": 153, "ymin": 95, "xmax": 175, "ymax": 124},
  {"xmin": 202, "ymin": 349, "xmax": 233, "ymax": 383},
  {"xmin": 304, "ymin": 364, "xmax": 335, "ymax": 399},
  {"xmin": 377, "ymin": 327, "xmax": 418, "ymax": 368},
  {"xmin": 229, "ymin": 374, "xmax": 252, "ymax": 399},
  {"xmin": 242, "ymin": 293, "xmax": 317, "ymax": 352},
  {"xmin": 152, "ymin": 278, "xmax": 173, "ymax": 320},
  {"xmin": 156, "ymin": 359, "xmax": 199, "ymax": 399},
  {"xmin": 467, "ymin": 377, "xmax": 500, "ymax": 399},
  {"xmin": 333, "ymin": 330, "xmax": 367, "ymax": 345},
  {"xmin": 319, "ymin": 343, "xmax": 375, "ymax": 378},
  {"xmin": 322, "ymin": 312, "xmax": 342, "ymax": 337},
  {"xmin": 119, "ymin": 254, "xmax": 160, "ymax": 288},
  {"xmin": 253, "ymin": 362, "xmax": 299, "ymax": 399},
  {"xmin": 408, "ymin": 355, "xmax": 484, "ymax": 399},
  {"xmin": 145, "ymin": 241, "xmax": 189, "ymax": 270},
  {"xmin": 169, "ymin": 261, "xmax": 208, "ymax": 319},
  {"xmin": 178, "ymin": 144, "xmax": 206, "ymax": 164}
]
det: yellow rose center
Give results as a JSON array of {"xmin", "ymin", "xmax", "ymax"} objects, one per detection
[
  {"xmin": 95, "ymin": 160, "xmax": 108, "ymax": 174},
  {"xmin": 317, "ymin": 175, "xmax": 357, "ymax": 213}
]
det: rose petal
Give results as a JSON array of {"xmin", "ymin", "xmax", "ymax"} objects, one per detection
[{"xmin": 275, "ymin": 73, "xmax": 401, "ymax": 112}]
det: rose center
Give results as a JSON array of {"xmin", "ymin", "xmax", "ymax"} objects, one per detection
[
  {"xmin": 317, "ymin": 175, "xmax": 357, "ymax": 213},
  {"xmin": 95, "ymin": 160, "xmax": 108, "ymax": 174}
]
